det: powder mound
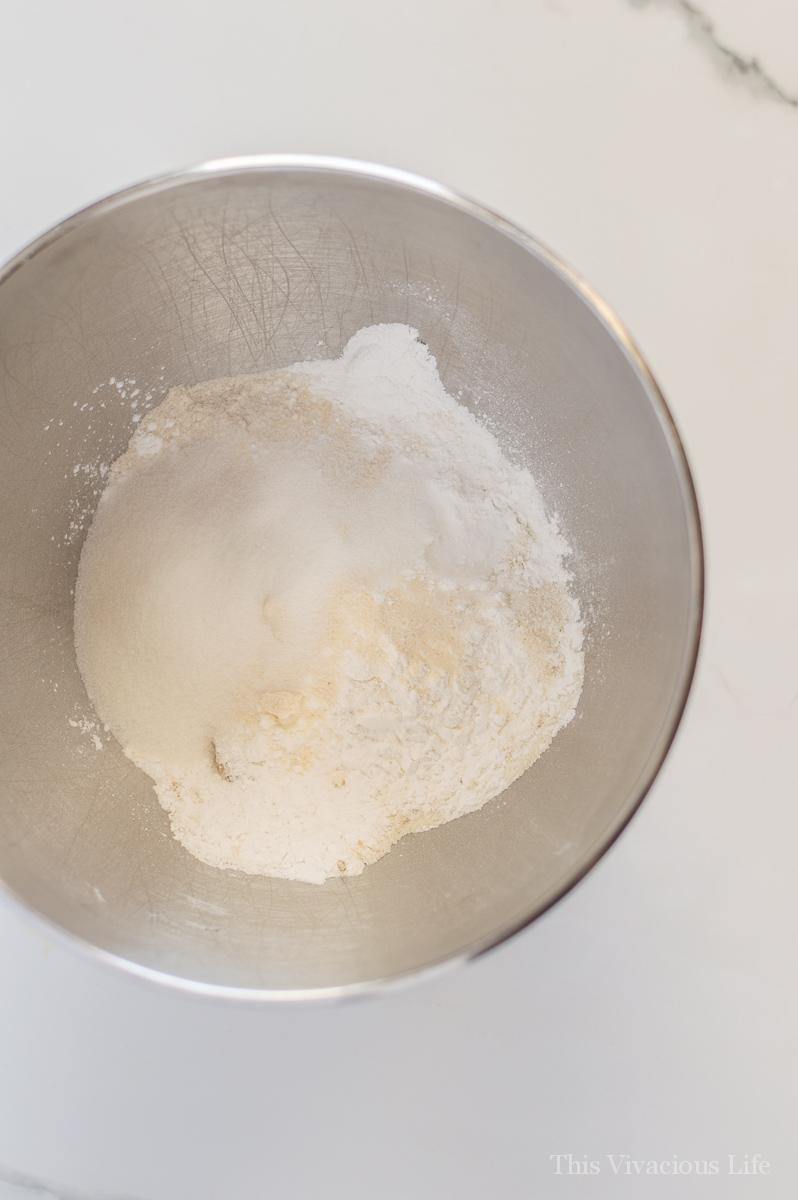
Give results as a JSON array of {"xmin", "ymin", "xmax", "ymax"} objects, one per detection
[{"xmin": 74, "ymin": 324, "xmax": 584, "ymax": 883}]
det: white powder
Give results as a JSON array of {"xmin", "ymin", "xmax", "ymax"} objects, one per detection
[
  {"xmin": 68, "ymin": 712, "xmax": 105, "ymax": 752},
  {"xmin": 74, "ymin": 325, "xmax": 583, "ymax": 883}
]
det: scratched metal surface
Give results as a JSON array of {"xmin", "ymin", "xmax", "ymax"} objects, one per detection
[{"xmin": 0, "ymin": 160, "xmax": 701, "ymax": 994}]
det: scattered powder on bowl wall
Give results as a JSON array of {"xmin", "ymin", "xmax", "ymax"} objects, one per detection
[{"xmin": 74, "ymin": 325, "xmax": 584, "ymax": 884}]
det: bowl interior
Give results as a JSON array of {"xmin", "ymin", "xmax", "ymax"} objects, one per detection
[{"xmin": 0, "ymin": 162, "xmax": 700, "ymax": 994}]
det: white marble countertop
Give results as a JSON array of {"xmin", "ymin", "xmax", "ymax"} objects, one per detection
[{"xmin": 1, "ymin": 1, "xmax": 795, "ymax": 1196}]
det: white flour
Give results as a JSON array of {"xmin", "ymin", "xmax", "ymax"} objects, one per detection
[{"xmin": 74, "ymin": 325, "xmax": 584, "ymax": 883}]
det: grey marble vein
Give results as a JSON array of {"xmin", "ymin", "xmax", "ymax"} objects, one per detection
[
  {"xmin": 637, "ymin": 0, "xmax": 798, "ymax": 107},
  {"xmin": 0, "ymin": 1165, "xmax": 143, "ymax": 1200}
]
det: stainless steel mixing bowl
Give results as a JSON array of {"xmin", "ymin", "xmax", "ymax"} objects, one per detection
[{"xmin": 0, "ymin": 157, "xmax": 702, "ymax": 999}]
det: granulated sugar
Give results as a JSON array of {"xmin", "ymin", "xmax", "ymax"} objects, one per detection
[{"xmin": 74, "ymin": 325, "xmax": 583, "ymax": 883}]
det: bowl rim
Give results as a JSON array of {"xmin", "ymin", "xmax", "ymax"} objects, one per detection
[{"xmin": 0, "ymin": 154, "xmax": 705, "ymax": 1003}]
